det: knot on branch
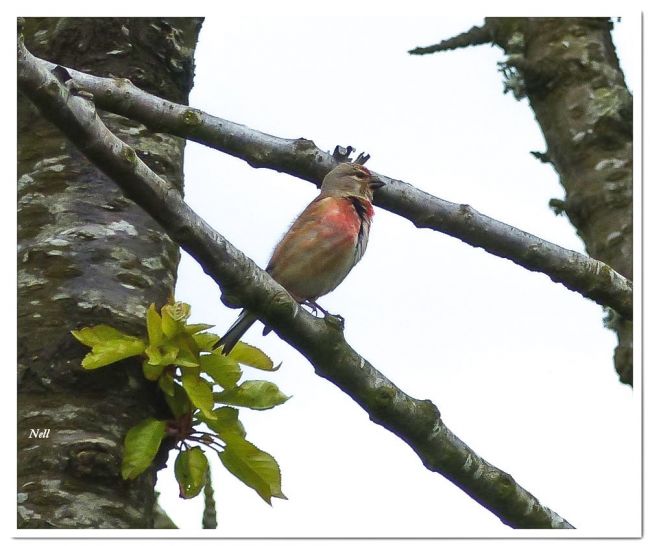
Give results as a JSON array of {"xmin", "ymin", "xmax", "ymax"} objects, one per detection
[
  {"xmin": 67, "ymin": 440, "xmax": 119, "ymax": 480},
  {"xmin": 372, "ymin": 385, "xmax": 397, "ymax": 410},
  {"xmin": 548, "ymin": 198, "xmax": 566, "ymax": 216},
  {"xmin": 219, "ymin": 291, "xmax": 243, "ymax": 309},
  {"xmin": 332, "ymin": 145, "xmax": 370, "ymax": 165},
  {"xmin": 264, "ymin": 290, "xmax": 299, "ymax": 326}
]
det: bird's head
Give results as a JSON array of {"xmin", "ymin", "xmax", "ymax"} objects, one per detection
[{"xmin": 320, "ymin": 163, "xmax": 385, "ymax": 201}]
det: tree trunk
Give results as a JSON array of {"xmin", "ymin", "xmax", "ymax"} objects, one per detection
[
  {"xmin": 489, "ymin": 17, "xmax": 633, "ymax": 385},
  {"xmin": 17, "ymin": 17, "xmax": 202, "ymax": 528}
]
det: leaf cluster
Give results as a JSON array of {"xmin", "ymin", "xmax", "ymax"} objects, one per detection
[{"xmin": 72, "ymin": 300, "xmax": 288, "ymax": 504}]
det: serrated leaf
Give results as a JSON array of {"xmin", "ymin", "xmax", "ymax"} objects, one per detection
[
  {"xmin": 181, "ymin": 369, "xmax": 217, "ymax": 418},
  {"xmin": 164, "ymin": 381, "xmax": 192, "ymax": 418},
  {"xmin": 192, "ymin": 332, "xmax": 220, "ymax": 352},
  {"xmin": 168, "ymin": 301, "xmax": 191, "ymax": 320},
  {"xmin": 227, "ymin": 342, "xmax": 275, "ymax": 370},
  {"xmin": 161, "ymin": 302, "xmax": 190, "ymax": 338},
  {"xmin": 146, "ymin": 303, "xmax": 163, "ymax": 347},
  {"xmin": 175, "ymin": 447, "xmax": 208, "ymax": 499},
  {"xmin": 158, "ymin": 372, "xmax": 176, "ymax": 397},
  {"xmin": 72, "ymin": 324, "xmax": 133, "ymax": 347},
  {"xmin": 218, "ymin": 434, "xmax": 286, "ymax": 504},
  {"xmin": 121, "ymin": 418, "xmax": 167, "ymax": 480},
  {"xmin": 79, "ymin": 338, "xmax": 145, "ymax": 370},
  {"xmin": 213, "ymin": 380, "xmax": 290, "ymax": 410},
  {"xmin": 200, "ymin": 353, "xmax": 242, "ymax": 389},
  {"xmin": 185, "ymin": 323, "xmax": 215, "ymax": 335},
  {"xmin": 199, "ymin": 406, "xmax": 246, "ymax": 438}
]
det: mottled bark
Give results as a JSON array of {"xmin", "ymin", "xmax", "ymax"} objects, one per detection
[
  {"xmin": 17, "ymin": 17, "xmax": 202, "ymax": 528},
  {"xmin": 411, "ymin": 17, "xmax": 633, "ymax": 386},
  {"xmin": 491, "ymin": 17, "xmax": 633, "ymax": 385}
]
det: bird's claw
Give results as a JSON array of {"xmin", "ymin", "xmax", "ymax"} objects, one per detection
[
  {"xmin": 324, "ymin": 313, "xmax": 345, "ymax": 331},
  {"xmin": 302, "ymin": 301, "xmax": 345, "ymax": 329},
  {"xmin": 303, "ymin": 300, "xmax": 327, "ymax": 316}
]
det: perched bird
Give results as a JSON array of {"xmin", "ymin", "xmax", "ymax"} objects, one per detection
[{"xmin": 217, "ymin": 162, "xmax": 385, "ymax": 355}]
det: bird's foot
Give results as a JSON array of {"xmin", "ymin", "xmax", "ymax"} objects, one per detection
[
  {"xmin": 303, "ymin": 300, "xmax": 345, "ymax": 330},
  {"xmin": 324, "ymin": 313, "xmax": 345, "ymax": 331}
]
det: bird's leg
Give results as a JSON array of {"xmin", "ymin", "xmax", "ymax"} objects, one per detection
[{"xmin": 303, "ymin": 299, "xmax": 327, "ymax": 316}]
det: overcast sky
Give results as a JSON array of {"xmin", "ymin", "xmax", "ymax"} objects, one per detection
[{"xmin": 154, "ymin": 14, "xmax": 640, "ymax": 537}]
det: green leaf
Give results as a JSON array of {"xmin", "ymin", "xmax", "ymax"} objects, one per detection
[
  {"xmin": 143, "ymin": 360, "xmax": 165, "ymax": 381},
  {"xmin": 164, "ymin": 381, "xmax": 192, "ymax": 418},
  {"xmin": 71, "ymin": 325, "xmax": 145, "ymax": 370},
  {"xmin": 185, "ymin": 323, "xmax": 215, "ymax": 335},
  {"xmin": 72, "ymin": 324, "xmax": 132, "ymax": 347},
  {"xmin": 227, "ymin": 342, "xmax": 275, "ymax": 370},
  {"xmin": 145, "ymin": 344, "xmax": 179, "ymax": 367},
  {"xmin": 167, "ymin": 301, "xmax": 192, "ymax": 321},
  {"xmin": 122, "ymin": 418, "xmax": 167, "ymax": 480},
  {"xmin": 175, "ymin": 333, "xmax": 201, "ymax": 367},
  {"xmin": 158, "ymin": 372, "xmax": 176, "ymax": 397},
  {"xmin": 200, "ymin": 353, "xmax": 242, "ymax": 389},
  {"xmin": 161, "ymin": 302, "xmax": 190, "ymax": 338},
  {"xmin": 218, "ymin": 434, "xmax": 286, "ymax": 504},
  {"xmin": 199, "ymin": 406, "xmax": 246, "ymax": 438},
  {"xmin": 175, "ymin": 447, "xmax": 208, "ymax": 499},
  {"xmin": 181, "ymin": 369, "xmax": 217, "ymax": 418},
  {"xmin": 213, "ymin": 380, "xmax": 290, "ymax": 410},
  {"xmin": 80, "ymin": 340, "xmax": 145, "ymax": 369},
  {"xmin": 146, "ymin": 303, "xmax": 163, "ymax": 347},
  {"xmin": 192, "ymin": 332, "xmax": 220, "ymax": 352}
]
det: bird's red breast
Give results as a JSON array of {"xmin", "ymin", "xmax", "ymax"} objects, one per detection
[{"xmin": 266, "ymin": 195, "xmax": 373, "ymax": 301}]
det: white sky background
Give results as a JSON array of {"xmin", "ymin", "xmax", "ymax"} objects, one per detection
[{"xmin": 151, "ymin": 15, "xmax": 640, "ymax": 538}]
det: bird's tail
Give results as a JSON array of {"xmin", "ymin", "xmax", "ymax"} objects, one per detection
[{"xmin": 216, "ymin": 310, "xmax": 258, "ymax": 355}]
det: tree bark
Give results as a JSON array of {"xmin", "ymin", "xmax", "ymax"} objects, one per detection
[
  {"xmin": 17, "ymin": 17, "xmax": 202, "ymax": 528},
  {"xmin": 411, "ymin": 17, "xmax": 633, "ymax": 386},
  {"xmin": 492, "ymin": 17, "xmax": 633, "ymax": 385}
]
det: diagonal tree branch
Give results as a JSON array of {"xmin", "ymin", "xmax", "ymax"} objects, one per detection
[
  {"xmin": 35, "ymin": 56, "xmax": 633, "ymax": 321},
  {"xmin": 18, "ymin": 35, "xmax": 574, "ymax": 529}
]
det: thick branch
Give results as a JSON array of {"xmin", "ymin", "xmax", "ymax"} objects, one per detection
[
  {"xmin": 18, "ymin": 37, "xmax": 574, "ymax": 529},
  {"xmin": 36, "ymin": 57, "xmax": 633, "ymax": 321}
]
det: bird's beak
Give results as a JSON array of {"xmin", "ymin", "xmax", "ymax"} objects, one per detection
[{"xmin": 369, "ymin": 175, "xmax": 385, "ymax": 191}]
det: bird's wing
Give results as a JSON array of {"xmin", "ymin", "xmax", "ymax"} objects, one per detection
[{"xmin": 266, "ymin": 196, "xmax": 362, "ymax": 300}]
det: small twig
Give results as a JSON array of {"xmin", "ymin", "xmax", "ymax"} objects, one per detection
[{"xmin": 408, "ymin": 23, "xmax": 492, "ymax": 55}]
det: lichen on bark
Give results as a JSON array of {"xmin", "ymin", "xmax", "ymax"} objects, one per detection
[
  {"xmin": 491, "ymin": 17, "xmax": 633, "ymax": 385},
  {"xmin": 17, "ymin": 17, "xmax": 203, "ymax": 528}
]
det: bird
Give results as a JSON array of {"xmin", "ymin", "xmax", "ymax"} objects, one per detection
[{"xmin": 216, "ymin": 162, "xmax": 385, "ymax": 355}]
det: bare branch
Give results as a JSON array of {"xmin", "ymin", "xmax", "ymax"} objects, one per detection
[
  {"xmin": 35, "ymin": 56, "xmax": 632, "ymax": 320},
  {"xmin": 18, "ymin": 37, "xmax": 574, "ymax": 529},
  {"xmin": 408, "ymin": 23, "xmax": 492, "ymax": 55}
]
